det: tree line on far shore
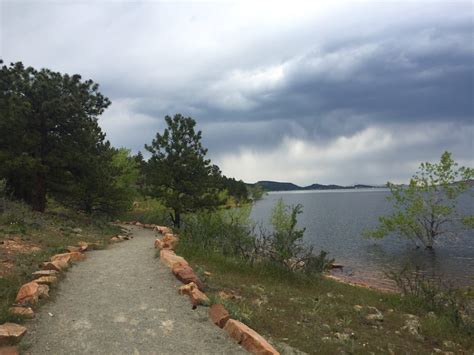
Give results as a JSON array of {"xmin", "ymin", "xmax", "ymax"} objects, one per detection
[{"xmin": 0, "ymin": 61, "xmax": 251, "ymax": 222}]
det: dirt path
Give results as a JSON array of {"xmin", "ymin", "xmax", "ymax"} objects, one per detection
[{"xmin": 23, "ymin": 226, "xmax": 245, "ymax": 354}]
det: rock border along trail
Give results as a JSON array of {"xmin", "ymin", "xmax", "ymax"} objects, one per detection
[{"xmin": 22, "ymin": 225, "xmax": 246, "ymax": 354}]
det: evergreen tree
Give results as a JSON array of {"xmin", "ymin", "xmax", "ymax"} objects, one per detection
[
  {"xmin": 0, "ymin": 61, "xmax": 110, "ymax": 211},
  {"xmin": 145, "ymin": 114, "xmax": 220, "ymax": 227}
]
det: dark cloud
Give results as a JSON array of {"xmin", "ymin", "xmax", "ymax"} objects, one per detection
[{"xmin": 2, "ymin": 0, "xmax": 473, "ymax": 184}]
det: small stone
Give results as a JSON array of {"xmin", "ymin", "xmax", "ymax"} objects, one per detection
[
  {"xmin": 401, "ymin": 314, "xmax": 423, "ymax": 340},
  {"xmin": 72, "ymin": 228, "xmax": 82, "ymax": 233},
  {"xmin": 427, "ymin": 311, "xmax": 436, "ymax": 319},
  {"xmin": 8, "ymin": 307, "xmax": 34, "ymax": 319},
  {"xmin": 353, "ymin": 305, "xmax": 363, "ymax": 312},
  {"xmin": 334, "ymin": 332, "xmax": 350, "ymax": 341},
  {"xmin": 48, "ymin": 312, "xmax": 54, "ymax": 317},
  {"xmin": 442, "ymin": 340, "xmax": 456, "ymax": 348},
  {"xmin": 204, "ymin": 271, "xmax": 212, "ymax": 277},
  {"xmin": 365, "ymin": 307, "xmax": 384, "ymax": 322},
  {"xmin": 0, "ymin": 323, "xmax": 27, "ymax": 346}
]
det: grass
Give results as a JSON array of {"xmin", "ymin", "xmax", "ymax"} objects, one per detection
[
  {"xmin": 0, "ymin": 199, "xmax": 121, "ymax": 324},
  {"xmin": 177, "ymin": 246, "xmax": 474, "ymax": 354}
]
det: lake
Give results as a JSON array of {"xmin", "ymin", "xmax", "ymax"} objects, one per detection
[{"xmin": 250, "ymin": 189, "xmax": 474, "ymax": 290}]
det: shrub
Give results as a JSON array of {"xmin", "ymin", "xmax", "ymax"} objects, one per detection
[
  {"xmin": 386, "ymin": 265, "xmax": 473, "ymax": 329},
  {"xmin": 178, "ymin": 200, "xmax": 333, "ymax": 276}
]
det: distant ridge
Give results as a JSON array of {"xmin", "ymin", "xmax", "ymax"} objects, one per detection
[{"xmin": 253, "ymin": 180, "xmax": 378, "ymax": 192}]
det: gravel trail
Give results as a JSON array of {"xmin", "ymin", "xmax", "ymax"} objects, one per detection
[{"xmin": 23, "ymin": 225, "xmax": 245, "ymax": 355}]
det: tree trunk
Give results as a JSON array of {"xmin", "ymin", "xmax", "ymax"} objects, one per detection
[
  {"xmin": 172, "ymin": 210, "xmax": 181, "ymax": 228},
  {"xmin": 32, "ymin": 172, "xmax": 46, "ymax": 212}
]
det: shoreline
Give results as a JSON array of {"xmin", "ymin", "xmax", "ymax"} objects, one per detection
[{"xmin": 325, "ymin": 271, "xmax": 398, "ymax": 293}]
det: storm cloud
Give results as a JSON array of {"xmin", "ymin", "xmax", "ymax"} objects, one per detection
[{"xmin": 1, "ymin": 0, "xmax": 473, "ymax": 185}]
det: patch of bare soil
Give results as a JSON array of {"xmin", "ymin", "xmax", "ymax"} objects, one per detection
[{"xmin": 0, "ymin": 236, "xmax": 42, "ymax": 277}]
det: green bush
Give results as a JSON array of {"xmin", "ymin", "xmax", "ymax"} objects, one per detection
[{"xmin": 178, "ymin": 200, "xmax": 333, "ymax": 276}]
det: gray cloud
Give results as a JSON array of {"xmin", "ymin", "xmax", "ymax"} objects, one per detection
[{"xmin": 2, "ymin": 0, "xmax": 473, "ymax": 184}]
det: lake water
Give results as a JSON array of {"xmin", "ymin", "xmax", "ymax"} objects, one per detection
[{"xmin": 250, "ymin": 189, "xmax": 474, "ymax": 290}]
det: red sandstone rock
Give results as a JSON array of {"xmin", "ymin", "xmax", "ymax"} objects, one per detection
[
  {"xmin": 78, "ymin": 241, "xmax": 89, "ymax": 251},
  {"xmin": 42, "ymin": 259, "xmax": 68, "ymax": 271},
  {"xmin": 37, "ymin": 284, "xmax": 49, "ymax": 299},
  {"xmin": 15, "ymin": 282, "xmax": 40, "ymax": 305},
  {"xmin": 171, "ymin": 264, "xmax": 204, "ymax": 291},
  {"xmin": 0, "ymin": 345, "xmax": 19, "ymax": 354},
  {"xmin": 66, "ymin": 246, "xmax": 82, "ymax": 253},
  {"xmin": 50, "ymin": 253, "xmax": 72, "ymax": 265},
  {"xmin": 32, "ymin": 270, "xmax": 59, "ymax": 278},
  {"xmin": 68, "ymin": 251, "xmax": 86, "ymax": 261},
  {"xmin": 8, "ymin": 307, "xmax": 34, "ymax": 319},
  {"xmin": 160, "ymin": 250, "xmax": 188, "ymax": 269},
  {"xmin": 33, "ymin": 276, "xmax": 57, "ymax": 285},
  {"xmin": 223, "ymin": 319, "xmax": 279, "ymax": 355},
  {"xmin": 209, "ymin": 304, "xmax": 230, "ymax": 328},
  {"xmin": 178, "ymin": 282, "xmax": 210, "ymax": 308},
  {"xmin": 0, "ymin": 323, "xmax": 27, "ymax": 346}
]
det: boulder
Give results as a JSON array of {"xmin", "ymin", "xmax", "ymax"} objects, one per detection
[
  {"xmin": 0, "ymin": 346, "xmax": 19, "ymax": 354},
  {"xmin": 223, "ymin": 319, "xmax": 279, "ymax": 355},
  {"xmin": 178, "ymin": 282, "xmax": 210, "ymax": 308},
  {"xmin": 8, "ymin": 307, "xmax": 34, "ymax": 319},
  {"xmin": 134, "ymin": 221, "xmax": 143, "ymax": 227},
  {"xmin": 32, "ymin": 276, "xmax": 57, "ymax": 285},
  {"xmin": 0, "ymin": 323, "xmax": 27, "ymax": 346},
  {"xmin": 171, "ymin": 264, "xmax": 204, "ymax": 291},
  {"xmin": 37, "ymin": 284, "xmax": 49, "ymax": 299},
  {"xmin": 209, "ymin": 304, "xmax": 230, "ymax": 328},
  {"xmin": 42, "ymin": 259, "xmax": 68, "ymax": 272},
  {"xmin": 15, "ymin": 281, "xmax": 40, "ymax": 305},
  {"xmin": 159, "ymin": 250, "xmax": 188, "ymax": 269},
  {"xmin": 50, "ymin": 253, "xmax": 72, "ymax": 265},
  {"xmin": 32, "ymin": 270, "xmax": 59, "ymax": 278}
]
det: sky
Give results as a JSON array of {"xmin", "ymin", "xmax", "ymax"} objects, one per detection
[{"xmin": 1, "ymin": 0, "xmax": 473, "ymax": 185}]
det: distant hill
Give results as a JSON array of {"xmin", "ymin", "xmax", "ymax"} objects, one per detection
[{"xmin": 253, "ymin": 181, "xmax": 379, "ymax": 192}]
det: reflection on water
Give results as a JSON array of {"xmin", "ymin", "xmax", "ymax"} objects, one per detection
[{"xmin": 250, "ymin": 189, "xmax": 474, "ymax": 289}]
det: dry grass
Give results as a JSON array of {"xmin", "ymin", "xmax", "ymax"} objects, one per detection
[{"xmin": 181, "ymin": 250, "xmax": 474, "ymax": 354}]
